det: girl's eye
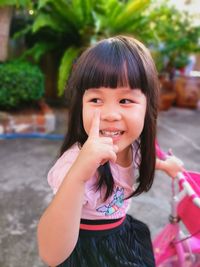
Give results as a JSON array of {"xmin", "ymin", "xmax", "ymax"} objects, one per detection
[
  {"xmin": 120, "ymin": 99, "xmax": 134, "ymax": 104},
  {"xmin": 90, "ymin": 98, "xmax": 102, "ymax": 103}
]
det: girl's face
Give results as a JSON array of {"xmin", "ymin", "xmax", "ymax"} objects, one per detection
[{"xmin": 82, "ymin": 87, "xmax": 147, "ymax": 167}]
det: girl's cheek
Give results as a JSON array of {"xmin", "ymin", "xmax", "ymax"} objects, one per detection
[{"xmin": 82, "ymin": 109, "xmax": 93, "ymax": 135}]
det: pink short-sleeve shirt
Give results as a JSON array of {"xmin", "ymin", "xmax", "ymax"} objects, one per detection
[{"xmin": 47, "ymin": 143, "xmax": 136, "ymax": 220}]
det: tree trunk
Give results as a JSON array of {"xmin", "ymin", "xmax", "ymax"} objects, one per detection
[
  {"xmin": 40, "ymin": 53, "xmax": 59, "ymax": 100},
  {"xmin": 0, "ymin": 6, "xmax": 13, "ymax": 62}
]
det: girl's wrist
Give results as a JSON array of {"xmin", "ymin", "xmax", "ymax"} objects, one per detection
[{"xmin": 156, "ymin": 159, "xmax": 166, "ymax": 171}]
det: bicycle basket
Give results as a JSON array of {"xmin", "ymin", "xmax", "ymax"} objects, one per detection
[{"xmin": 177, "ymin": 171, "xmax": 200, "ymax": 237}]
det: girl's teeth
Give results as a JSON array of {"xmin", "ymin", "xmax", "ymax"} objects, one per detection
[{"xmin": 100, "ymin": 131, "xmax": 122, "ymax": 136}]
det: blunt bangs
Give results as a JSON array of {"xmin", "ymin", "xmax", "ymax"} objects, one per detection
[{"xmin": 72, "ymin": 37, "xmax": 150, "ymax": 94}]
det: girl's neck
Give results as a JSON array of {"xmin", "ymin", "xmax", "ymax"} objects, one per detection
[{"xmin": 116, "ymin": 146, "xmax": 132, "ymax": 168}]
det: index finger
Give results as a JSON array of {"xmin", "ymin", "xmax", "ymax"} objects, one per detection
[{"xmin": 89, "ymin": 109, "xmax": 100, "ymax": 137}]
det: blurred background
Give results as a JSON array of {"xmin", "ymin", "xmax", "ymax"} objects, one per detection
[{"xmin": 0, "ymin": 0, "xmax": 200, "ymax": 266}]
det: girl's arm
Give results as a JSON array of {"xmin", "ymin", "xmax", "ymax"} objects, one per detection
[
  {"xmin": 37, "ymin": 110, "xmax": 118, "ymax": 266},
  {"xmin": 37, "ymin": 158, "xmax": 87, "ymax": 266},
  {"xmin": 156, "ymin": 156, "xmax": 184, "ymax": 178}
]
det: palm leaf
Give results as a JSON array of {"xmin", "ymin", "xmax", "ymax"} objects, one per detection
[
  {"xmin": 95, "ymin": 0, "xmax": 122, "ymax": 34},
  {"xmin": 38, "ymin": 0, "xmax": 81, "ymax": 30},
  {"xmin": 38, "ymin": 0, "xmax": 51, "ymax": 9},
  {"xmin": 66, "ymin": 0, "xmax": 95, "ymax": 30},
  {"xmin": 58, "ymin": 47, "xmax": 80, "ymax": 96},
  {"xmin": 113, "ymin": 0, "xmax": 150, "ymax": 27},
  {"xmin": 51, "ymin": 1, "xmax": 82, "ymax": 29},
  {"xmin": 32, "ymin": 13, "xmax": 63, "ymax": 33},
  {"xmin": 80, "ymin": 0, "xmax": 95, "ymax": 25},
  {"xmin": 0, "ymin": 0, "xmax": 31, "ymax": 7},
  {"xmin": 107, "ymin": 0, "xmax": 123, "ymax": 21},
  {"xmin": 21, "ymin": 42, "xmax": 55, "ymax": 62},
  {"xmin": 71, "ymin": 0, "xmax": 84, "ymax": 22},
  {"xmin": 0, "ymin": 0, "xmax": 15, "ymax": 5},
  {"xmin": 13, "ymin": 24, "xmax": 32, "ymax": 39},
  {"xmin": 106, "ymin": 0, "xmax": 120, "ymax": 11}
]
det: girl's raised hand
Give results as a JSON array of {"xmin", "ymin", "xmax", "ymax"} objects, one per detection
[
  {"xmin": 76, "ymin": 109, "xmax": 118, "ymax": 181},
  {"xmin": 164, "ymin": 155, "xmax": 184, "ymax": 178},
  {"xmin": 156, "ymin": 155, "xmax": 184, "ymax": 178}
]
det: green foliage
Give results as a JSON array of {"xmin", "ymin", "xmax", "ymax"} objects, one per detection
[
  {"xmin": 148, "ymin": 2, "xmax": 200, "ymax": 72},
  {"xmin": 0, "ymin": 0, "xmax": 31, "ymax": 8},
  {"xmin": 0, "ymin": 60, "xmax": 45, "ymax": 110},
  {"xmin": 58, "ymin": 47, "xmax": 80, "ymax": 96},
  {"xmin": 98, "ymin": 0, "xmax": 151, "ymax": 35},
  {"xmin": 16, "ymin": 0, "xmax": 200, "ymax": 96},
  {"xmin": 21, "ymin": 42, "xmax": 55, "ymax": 63},
  {"xmin": 20, "ymin": 0, "xmax": 152, "ymax": 96}
]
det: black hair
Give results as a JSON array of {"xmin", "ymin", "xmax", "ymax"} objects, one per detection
[{"xmin": 60, "ymin": 35, "xmax": 159, "ymax": 200}]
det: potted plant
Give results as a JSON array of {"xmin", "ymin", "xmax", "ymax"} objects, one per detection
[{"xmin": 149, "ymin": 2, "xmax": 200, "ymax": 109}]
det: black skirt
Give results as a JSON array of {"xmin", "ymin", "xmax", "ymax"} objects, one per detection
[{"xmin": 57, "ymin": 215, "xmax": 155, "ymax": 267}]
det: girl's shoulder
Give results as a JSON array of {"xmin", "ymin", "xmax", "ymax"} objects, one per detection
[
  {"xmin": 59, "ymin": 143, "xmax": 80, "ymax": 159},
  {"xmin": 47, "ymin": 143, "xmax": 80, "ymax": 194},
  {"xmin": 51, "ymin": 143, "xmax": 80, "ymax": 168}
]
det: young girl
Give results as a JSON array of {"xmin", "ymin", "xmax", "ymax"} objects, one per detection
[{"xmin": 37, "ymin": 36, "xmax": 183, "ymax": 267}]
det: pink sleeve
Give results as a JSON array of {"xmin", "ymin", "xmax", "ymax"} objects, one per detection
[{"xmin": 47, "ymin": 145, "xmax": 79, "ymax": 194}]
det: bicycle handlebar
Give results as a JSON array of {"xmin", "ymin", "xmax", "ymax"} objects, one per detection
[
  {"xmin": 177, "ymin": 172, "xmax": 200, "ymax": 208},
  {"xmin": 155, "ymin": 142, "xmax": 200, "ymax": 208}
]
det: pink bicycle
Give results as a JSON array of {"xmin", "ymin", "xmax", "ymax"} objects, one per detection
[{"xmin": 153, "ymin": 145, "xmax": 200, "ymax": 266}]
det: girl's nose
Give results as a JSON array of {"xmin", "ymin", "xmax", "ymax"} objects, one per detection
[{"xmin": 101, "ymin": 107, "xmax": 122, "ymax": 121}]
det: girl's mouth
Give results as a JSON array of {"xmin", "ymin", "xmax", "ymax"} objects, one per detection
[{"xmin": 99, "ymin": 130, "xmax": 124, "ymax": 137}]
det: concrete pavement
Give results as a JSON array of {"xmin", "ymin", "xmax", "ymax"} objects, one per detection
[{"xmin": 0, "ymin": 107, "xmax": 200, "ymax": 267}]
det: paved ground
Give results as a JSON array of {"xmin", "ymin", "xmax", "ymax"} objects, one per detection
[{"xmin": 0, "ymin": 107, "xmax": 200, "ymax": 267}]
